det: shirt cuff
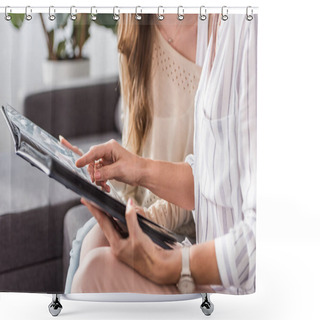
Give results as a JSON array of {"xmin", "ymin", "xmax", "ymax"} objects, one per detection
[
  {"xmin": 214, "ymin": 232, "xmax": 239, "ymax": 289},
  {"xmin": 185, "ymin": 154, "xmax": 195, "ymax": 175}
]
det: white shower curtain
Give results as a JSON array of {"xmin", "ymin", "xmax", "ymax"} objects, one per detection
[{"xmin": 0, "ymin": 9, "xmax": 257, "ymax": 297}]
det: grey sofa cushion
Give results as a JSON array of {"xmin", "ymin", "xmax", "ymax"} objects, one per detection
[
  {"xmin": 24, "ymin": 79, "xmax": 121, "ymax": 139},
  {"xmin": 0, "ymin": 258, "xmax": 63, "ymax": 293}
]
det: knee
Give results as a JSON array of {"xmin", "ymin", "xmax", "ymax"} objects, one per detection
[
  {"xmin": 71, "ymin": 247, "xmax": 117, "ymax": 293},
  {"xmin": 80, "ymin": 224, "xmax": 109, "ymax": 262},
  {"xmin": 84, "ymin": 223, "xmax": 108, "ymax": 248},
  {"xmin": 82, "ymin": 223, "xmax": 99, "ymax": 249}
]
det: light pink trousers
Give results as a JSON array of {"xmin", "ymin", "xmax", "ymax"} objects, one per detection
[{"xmin": 71, "ymin": 223, "xmax": 214, "ymax": 294}]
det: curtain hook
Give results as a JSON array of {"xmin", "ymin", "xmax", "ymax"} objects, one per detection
[
  {"xmin": 135, "ymin": 6, "xmax": 142, "ymax": 21},
  {"xmin": 157, "ymin": 6, "xmax": 164, "ymax": 21},
  {"xmin": 200, "ymin": 6, "xmax": 207, "ymax": 21},
  {"xmin": 91, "ymin": 6, "xmax": 97, "ymax": 21},
  {"xmin": 113, "ymin": 6, "xmax": 120, "ymax": 21},
  {"xmin": 25, "ymin": 6, "xmax": 32, "ymax": 21},
  {"xmin": 177, "ymin": 6, "xmax": 184, "ymax": 21},
  {"xmin": 70, "ymin": 6, "xmax": 77, "ymax": 21},
  {"xmin": 221, "ymin": 6, "xmax": 228, "ymax": 21},
  {"xmin": 49, "ymin": 6, "xmax": 56, "ymax": 21},
  {"xmin": 246, "ymin": 6, "xmax": 254, "ymax": 21},
  {"xmin": 4, "ymin": 6, "xmax": 12, "ymax": 21}
]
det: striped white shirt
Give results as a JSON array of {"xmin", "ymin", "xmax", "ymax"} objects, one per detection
[{"xmin": 186, "ymin": 14, "xmax": 257, "ymax": 294}]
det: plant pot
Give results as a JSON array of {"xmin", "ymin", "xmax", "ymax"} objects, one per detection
[{"xmin": 42, "ymin": 59, "xmax": 90, "ymax": 86}]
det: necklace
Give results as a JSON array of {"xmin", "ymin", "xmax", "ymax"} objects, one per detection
[
  {"xmin": 158, "ymin": 22, "xmax": 183, "ymax": 44},
  {"xmin": 157, "ymin": 16, "xmax": 198, "ymax": 44}
]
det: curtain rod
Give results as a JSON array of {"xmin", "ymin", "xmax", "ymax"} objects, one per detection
[{"xmin": 0, "ymin": 6, "xmax": 259, "ymax": 15}]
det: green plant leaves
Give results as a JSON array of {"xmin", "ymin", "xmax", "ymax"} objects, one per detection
[
  {"xmin": 9, "ymin": 14, "xmax": 25, "ymax": 29},
  {"xmin": 94, "ymin": 14, "xmax": 117, "ymax": 33},
  {"xmin": 72, "ymin": 14, "xmax": 91, "ymax": 59},
  {"xmin": 56, "ymin": 40, "xmax": 67, "ymax": 59},
  {"xmin": 55, "ymin": 14, "xmax": 69, "ymax": 29},
  {"xmin": 8, "ymin": 13, "xmax": 117, "ymax": 60}
]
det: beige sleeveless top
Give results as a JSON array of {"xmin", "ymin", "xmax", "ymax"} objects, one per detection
[{"xmin": 119, "ymin": 24, "xmax": 203, "ymax": 238}]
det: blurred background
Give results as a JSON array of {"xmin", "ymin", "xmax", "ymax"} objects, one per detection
[
  {"xmin": 0, "ymin": 13, "xmax": 119, "ymax": 152},
  {"xmin": 0, "ymin": 13, "xmax": 121, "ymax": 293}
]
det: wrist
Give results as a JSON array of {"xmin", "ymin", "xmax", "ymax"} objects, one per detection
[
  {"xmin": 155, "ymin": 248, "xmax": 182, "ymax": 285},
  {"xmin": 137, "ymin": 157, "xmax": 152, "ymax": 188}
]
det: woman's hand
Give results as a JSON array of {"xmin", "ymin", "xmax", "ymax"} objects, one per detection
[
  {"xmin": 76, "ymin": 139, "xmax": 145, "ymax": 187},
  {"xmin": 77, "ymin": 139, "xmax": 194, "ymax": 210},
  {"xmin": 60, "ymin": 135, "xmax": 110, "ymax": 192},
  {"xmin": 81, "ymin": 197, "xmax": 181, "ymax": 285},
  {"xmin": 76, "ymin": 139, "xmax": 194, "ymax": 211}
]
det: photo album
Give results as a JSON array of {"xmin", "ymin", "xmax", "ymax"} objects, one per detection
[{"xmin": 1, "ymin": 104, "xmax": 177, "ymax": 250}]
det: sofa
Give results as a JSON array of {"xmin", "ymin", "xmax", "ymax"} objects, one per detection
[{"xmin": 0, "ymin": 77, "xmax": 121, "ymax": 293}]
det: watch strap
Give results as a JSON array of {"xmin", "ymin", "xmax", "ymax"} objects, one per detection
[{"xmin": 181, "ymin": 246, "xmax": 191, "ymax": 276}]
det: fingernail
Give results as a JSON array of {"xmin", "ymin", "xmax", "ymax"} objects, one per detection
[
  {"xmin": 126, "ymin": 198, "xmax": 133, "ymax": 214},
  {"xmin": 94, "ymin": 171, "xmax": 101, "ymax": 180},
  {"xmin": 59, "ymin": 135, "xmax": 64, "ymax": 141}
]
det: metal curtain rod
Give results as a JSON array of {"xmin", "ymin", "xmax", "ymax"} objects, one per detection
[{"xmin": 0, "ymin": 6, "xmax": 259, "ymax": 15}]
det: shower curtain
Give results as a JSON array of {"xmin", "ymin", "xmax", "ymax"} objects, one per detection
[{"xmin": 0, "ymin": 7, "xmax": 257, "ymax": 297}]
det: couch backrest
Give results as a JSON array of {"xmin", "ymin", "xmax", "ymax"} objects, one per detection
[{"xmin": 23, "ymin": 79, "xmax": 120, "ymax": 139}]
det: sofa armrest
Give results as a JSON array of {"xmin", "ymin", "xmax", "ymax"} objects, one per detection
[{"xmin": 23, "ymin": 78, "xmax": 120, "ymax": 139}]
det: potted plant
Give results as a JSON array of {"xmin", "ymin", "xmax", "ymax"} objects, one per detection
[{"xmin": 9, "ymin": 13, "xmax": 117, "ymax": 85}]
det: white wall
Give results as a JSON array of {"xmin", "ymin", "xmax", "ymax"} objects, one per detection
[{"xmin": 0, "ymin": 14, "xmax": 118, "ymax": 152}]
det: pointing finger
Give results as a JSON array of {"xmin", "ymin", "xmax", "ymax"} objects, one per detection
[
  {"xmin": 94, "ymin": 162, "xmax": 118, "ymax": 182},
  {"xmin": 76, "ymin": 143, "xmax": 111, "ymax": 168}
]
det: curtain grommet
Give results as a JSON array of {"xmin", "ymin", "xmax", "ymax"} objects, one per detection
[
  {"xmin": 49, "ymin": 6, "xmax": 56, "ymax": 21},
  {"xmin": 91, "ymin": 6, "xmax": 97, "ymax": 21},
  {"xmin": 246, "ymin": 6, "xmax": 254, "ymax": 21},
  {"xmin": 200, "ymin": 6, "xmax": 207, "ymax": 21},
  {"xmin": 70, "ymin": 6, "xmax": 77, "ymax": 21},
  {"xmin": 221, "ymin": 6, "xmax": 228, "ymax": 21},
  {"xmin": 177, "ymin": 6, "xmax": 184, "ymax": 21},
  {"xmin": 25, "ymin": 6, "xmax": 32, "ymax": 21},
  {"xmin": 157, "ymin": 6, "xmax": 164, "ymax": 21},
  {"xmin": 135, "ymin": 6, "xmax": 142, "ymax": 21},
  {"xmin": 5, "ymin": 6, "xmax": 12, "ymax": 21},
  {"xmin": 113, "ymin": 6, "xmax": 120, "ymax": 21}
]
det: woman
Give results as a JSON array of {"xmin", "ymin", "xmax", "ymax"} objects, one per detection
[
  {"xmin": 72, "ymin": 13, "xmax": 257, "ymax": 295},
  {"xmin": 64, "ymin": 13, "xmax": 211, "ymax": 293}
]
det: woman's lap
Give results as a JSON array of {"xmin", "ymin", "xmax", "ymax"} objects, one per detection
[
  {"xmin": 71, "ymin": 246, "xmax": 213, "ymax": 294},
  {"xmin": 80, "ymin": 223, "xmax": 110, "ymax": 263},
  {"xmin": 66, "ymin": 218, "xmax": 213, "ymax": 294}
]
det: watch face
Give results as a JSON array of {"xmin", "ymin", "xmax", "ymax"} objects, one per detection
[{"xmin": 177, "ymin": 276, "xmax": 195, "ymax": 294}]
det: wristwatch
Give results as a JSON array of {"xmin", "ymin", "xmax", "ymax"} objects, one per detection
[{"xmin": 177, "ymin": 246, "xmax": 195, "ymax": 294}]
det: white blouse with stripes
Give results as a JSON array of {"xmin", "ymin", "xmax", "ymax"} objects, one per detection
[{"xmin": 186, "ymin": 14, "xmax": 257, "ymax": 295}]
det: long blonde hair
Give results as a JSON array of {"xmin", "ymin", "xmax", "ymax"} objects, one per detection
[{"xmin": 118, "ymin": 14, "xmax": 155, "ymax": 155}]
